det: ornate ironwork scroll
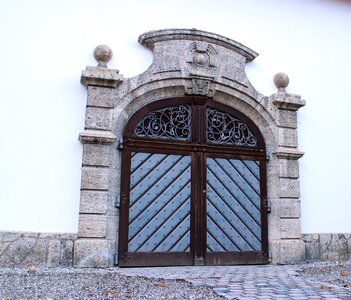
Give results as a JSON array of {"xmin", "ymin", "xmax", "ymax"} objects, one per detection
[
  {"xmin": 206, "ymin": 107, "xmax": 257, "ymax": 147},
  {"xmin": 134, "ymin": 105, "xmax": 191, "ymax": 140}
]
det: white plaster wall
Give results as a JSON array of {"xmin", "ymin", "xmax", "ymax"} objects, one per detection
[{"xmin": 0, "ymin": 0, "xmax": 350, "ymax": 233}]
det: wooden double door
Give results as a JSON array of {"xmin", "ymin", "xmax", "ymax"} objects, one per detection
[{"xmin": 118, "ymin": 97, "xmax": 268, "ymax": 267}]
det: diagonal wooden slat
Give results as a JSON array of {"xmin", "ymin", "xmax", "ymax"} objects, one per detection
[
  {"xmin": 207, "ymin": 198, "xmax": 257, "ymax": 251},
  {"xmin": 217, "ymin": 158, "xmax": 261, "ymax": 209},
  {"xmin": 127, "ymin": 153, "xmax": 191, "ymax": 253},
  {"xmin": 206, "ymin": 157, "xmax": 262, "ymax": 252},
  {"xmin": 207, "ymin": 183, "xmax": 261, "ymax": 247},
  {"xmin": 207, "ymin": 158, "xmax": 260, "ymax": 224},
  {"xmin": 129, "ymin": 154, "xmax": 183, "ymax": 207}
]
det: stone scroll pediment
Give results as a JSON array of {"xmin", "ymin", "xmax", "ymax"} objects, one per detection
[{"xmin": 136, "ymin": 29, "xmax": 260, "ymax": 98}]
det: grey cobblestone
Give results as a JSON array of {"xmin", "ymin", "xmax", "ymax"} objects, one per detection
[{"xmin": 115, "ymin": 265, "xmax": 351, "ymax": 299}]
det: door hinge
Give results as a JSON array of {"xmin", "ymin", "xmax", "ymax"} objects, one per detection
[
  {"xmin": 268, "ymin": 251, "xmax": 272, "ymax": 263},
  {"xmin": 117, "ymin": 138, "xmax": 123, "ymax": 151},
  {"xmin": 267, "ymin": 199, "xmax": 271, "ymax": 213},
  {"xmin": 266, "ymin": 151, "xmax": 271, "ymax": 161},
  {"xmin": 115, "ymin": 194, "xmax": 121, "ymax": 208},
  {"xmin": 114, "ymin": 253, "xmax": 118, "ymax": 265}
]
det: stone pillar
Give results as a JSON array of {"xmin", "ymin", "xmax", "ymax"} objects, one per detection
[
  {"xmin": 74, "ymin": 45, "xmax": 123, "ymax": 268},
  {"xmin": 269, "ymin": 73, "xmax": 306, "ymax": 264}
]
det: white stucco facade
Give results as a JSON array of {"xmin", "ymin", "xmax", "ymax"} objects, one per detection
[{"xmin": 1, "ymin": 0, "xmax": 350, "ymax": 235}]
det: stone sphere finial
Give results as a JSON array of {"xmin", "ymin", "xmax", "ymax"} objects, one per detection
[
  {"xmin": 93, "ymin": 44, "xmax": 113, "ymax": 68},
  {"xmin": 273, "ymin": 72, "xmax": 289, "ymax": 93}
]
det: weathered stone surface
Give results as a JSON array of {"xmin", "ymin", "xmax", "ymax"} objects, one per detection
[
  {"xmin": 73, "ymin": 239, "xmax": 114, "ymax": 268},
  {"xmin": 276, "ymin": 109, "xmax": 297, "ymax": 128},
  {"xmin": 281, "ymin": 219, "xmax": 301, "ymax": 239},
  {"xmin": 81, "ymin": 66, "xmax": 123, "ymax": 88},
  {"xmin": 273, "ymin": 72, "xmax": 289, "ymax": 93},
  {"xmin": 0, "ymin": 231, "xmax": 76, "ymax": 267},
  {"xmin": 268, "ymin": 218, "xmax": 281, "ymax": 240},
  {"xmin": 280, "ymin": 178, "xmax": 300, "ymax": 198},
  {"xmin": 85, "ymin": 107, "xmax": 112, "ymax": 130},
  {"xmin": 93, "ymin": 44, "xmax": 113, "ymax": 67},
  {"xmin": 280, "ymin": 198, "xmax": 300, "ymax": 218},
  {"xmin": 279, "ymin": 159, "xmax": 299, "ymax": 178},
  {"xmin": 320, "ymin": 233, "xmax": 348, "ymax": 261},
  {"xmin": 269, "ymin": 240, "xmax": 282, "ymax": 265},
  {"xmin": 80, "ymin": 190, "xmax": 108, "ymax": 214},
  {"xmin": 82, "ymin": 144, "xmax": 111, "ymax": 167},
  {"xmin": 78, "ymin": 214, "xmax": 107, "ymax": 238},
  {"xmin": 81, "ymin": 167, "xmax": 109, "ymax": 190},
  {"xmin": 61, "ymin": 240, "xmax": 74, "ymax": 267},
  {"xmin": 280, "ymin": 239, "xmax": 305, "ymax": 264},
  {"xmin": 274, "ymin": 147, "xmax": 304, "ymax": 160},
  {"xmin": 106, "ymin": 215, "xmax": 118, "ymax": 240},
  {"xmin": 79, "ymin": 129, "xmax": 117, "ymax": 145},
  {"xmin": 87, "ymin": 86, "xmax": 115, "ymax": 108},
  {"xmin": 278, "ymin": 127, "xmax": 298, "ymax": 148},
  {"xmin": 302, "ymin": 234, "xmax": 320, "ymax": 260},
  {"xmin": 271, "ymin": 93, "xmax": 306, "ymax": 111},
  {"xmin": 47, "ymin": 240, "xmax": 61, "ymax": 267}
]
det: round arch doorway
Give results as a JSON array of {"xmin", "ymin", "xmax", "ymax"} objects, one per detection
[{"xmin": 118, "ymin": 96, "xmax": 268, "ymax": 267}]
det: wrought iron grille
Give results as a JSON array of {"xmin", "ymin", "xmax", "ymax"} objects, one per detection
[
  {"xmin": 206, "ymin": 107, "xmax": 257, "ymax": 147},
  {"xmin": 133, "ymin": 105, "xmax": 191, "ymax": 141}
]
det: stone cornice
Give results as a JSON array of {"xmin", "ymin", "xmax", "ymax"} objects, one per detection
[
  {"xmin": 139, "ymin": 28, "xmax": 258, "ymax": 62},
  {"xmin": 81, "ymin": 66, "xmax": 124, "ymax": 88},
  {"xmin": 274, "ymin": 147, "xmax": 305, "ymax": 160},
  {"xmin": 271, "ymin": 93, "xmax": 306, "ymax": 111},
  {"xmin": 79, "ymin": 130, "xmax": 117, "ymax": 145}
]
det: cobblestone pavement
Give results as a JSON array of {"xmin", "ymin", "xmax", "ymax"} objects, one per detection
[{"xmin": 115, "ymin": 265, "xmax": 351, "ymax": 300}]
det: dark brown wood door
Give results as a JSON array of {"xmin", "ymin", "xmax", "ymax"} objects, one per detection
[{"xmin": 118, "ymin": 97, "xmax": 268, "ymax": 267}]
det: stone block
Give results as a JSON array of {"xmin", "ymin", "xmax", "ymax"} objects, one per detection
[
  {"xmin": 81, "ymin": 167, "xmax": 109, "ymax": 190},
  {"xmin": 302, "ymin": 234, "xmax": 320, "ymax": 260},
  {"xmin": 73, "ymin": 239, "xmax": 114, "ymax": 268},
  {"xmin": 47, "ymin": 240, "xmax": 60, "ymax": 267},
  {"xmin": 80, "ymin": 191, "xmax": 108, "ymax": 214},
  {"xmin": 87, "ymin": 86, "xmax": 115, "ymax": 108},
  {"xmin": 280, "ymin": 199, "xmax": 300, "ymax": 218},
  {"xmin": 276, "ymin": 110, "xmax": 297, "ymax": 128},
  {"xmin": 82, "ymin": 144, "xmax": 111, "ymax": 167},
  {"xmin": 280, "ymin": 178, "xmax": 300, "ymax": 198},
  {"xmin": 281, "ymin": 219, "xmax": 301, "ymax": 239},
  {"xmin": 280, "ymin": 239, "xmax": 305, "ymax": 264},
  {"xmin": 268, "ymin": 216, "xmax": 281, "ymax": 240},
  {"xmin": 266, "ymin": 165, "xmax": 280, "ymax": 199},
  {"xmin": 61, "ymin": 240, "xmax": 74, "ymax": 267},
  {"xmin": 279, "ymin": 159, "xmax": 299, "ymax": 179},
  {"xmin": 278, "ymin": 128, "xmax": 298, "ymax": 148},
  {"xmin": 268, "ymin": 240, "xmax": 281, "ymax": 264},
  {"xmin": 320, "ymin": 233, "xmax": 348, "ymax": 261},
  {"xmin": 106, "ymin": 215, "xmax": 118, "ymax": 240},
  {"xmin": 78, "ymin": 214, "xmax": 107, "ymax": 238},
  {"xmin": 85, "ymin": 107, "xmax": 112, "ymax": 130},
  {"xmin": 2, "ymin": 236, "xmax": 47, "ymax": 267}
]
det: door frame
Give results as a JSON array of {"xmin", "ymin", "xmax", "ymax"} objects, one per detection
[{"xmin": 118, "ymin": 96, "xmax": 268, "ymax": 267}]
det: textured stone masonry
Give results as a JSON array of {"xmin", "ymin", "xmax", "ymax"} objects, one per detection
[
  {"xmin": 0, "ymin": 231, "xmax": 76, "ymax": 267},
  {"xmin": 303, "ymin": 233, "xmax": 351, "ymax": 261}
]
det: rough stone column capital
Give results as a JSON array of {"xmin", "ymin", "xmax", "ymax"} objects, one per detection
[
  {"xmin": 270, "ymin": 93, "xmax": 306, "ymax": 111},
  {"xmin": 79, "ymin": 130, "xmax": 116, "ymax": 145},
  {"xmin": 81, "ymin": 66, "xmax": 124, "ymax": 88}
]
